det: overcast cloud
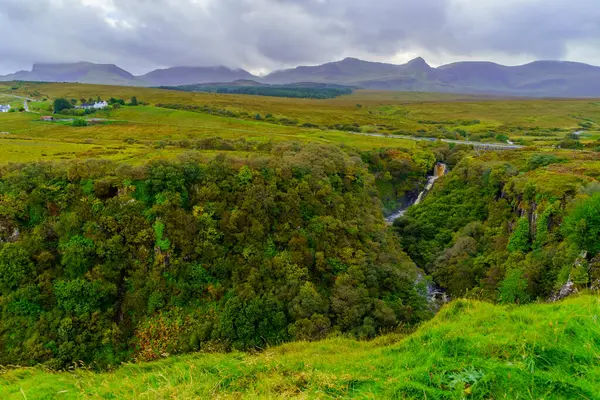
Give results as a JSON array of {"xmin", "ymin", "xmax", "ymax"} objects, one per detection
[{"xmin": 0, "ymin": 0, "xmax": 599, "ymax": 75}]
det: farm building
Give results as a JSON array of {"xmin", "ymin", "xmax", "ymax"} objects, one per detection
[
  {"xmin": 0, "ymin": 104, "xmax": 11, "ymax": 113},
  {"xmin": 78, "ymin": 101, "xmax": 108, "ymax": 110}
]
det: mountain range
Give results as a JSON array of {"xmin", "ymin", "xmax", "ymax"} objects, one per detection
[{"xmin": 3, "ymin": 57, "xmax": 600, "ymax": 97}]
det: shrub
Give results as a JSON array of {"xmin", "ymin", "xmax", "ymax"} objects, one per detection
[
  {"xmin": 0, "ymin": 244, "xmax": 33, "ymax": 291},
  {"xmin": 508, "ymin": 217, "xmax": 531, "ymax": 253},
  {"xmin": 134, "ymin": 309, "xmax": 196, "ymax": 361},
  {"xmin": 72, "ymin": 118, "xmax": 88, "ymax": 127},
  {"xmin": 526, "ymin": 154, "xmax": 566, "ymax": 171},
  {"xmin": 563, "ymin": 193, "xmax": 600, "ymax": 254},
  {"xmin": 495, "ymin": 134, "xmax": 509, "ymax": 143},
  {"xmin": 558, "ymin": 138, "xmax": 583, "ymax": 149},
  {"xmin": 498, "ymin": 269, "xmax": 530, "ymax": 304}
]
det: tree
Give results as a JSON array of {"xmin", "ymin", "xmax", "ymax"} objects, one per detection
[
  {"xmin": 53, "ymin": 98, "xmax": 73, "ymax": 114},
  {"xmin": 0, "ymin": 144, "xmax": 428, "ymax": 368},
  {"xmin": 60, "ymin": 235, "xmax": 95, "ymax": 277},
  {"xmin": 130, "ymin": 96, "xmax": 138, "ymax": 106},
  {"xmin": 558, "ymin": 138, "xmax": 583, "ymax": 149},
  {"xmin": 508, "ymin": 217, "xmax": 530, "ymax": 253},
  {"xmin": 70, "ymin": 99, "xmax": 77, "ymax": 106},
  {"xmin": 563, "ymin": 193, "xmax": 600, "ymax": 254},
  {"xmin": 498, "ymin": 269, "xmax": 530, "ymax": 304},
  {"xmin": 412, "ymin": 150, "xmax": 436, "ymax": 173},
  {"xmin": 526, "ymin": 154, "xmax": 565, "ymax": 171},
  {"xmin": 495, "ymin": 134, "xmax": 509, "ymax": 143},
  {"xmin": 0, "ymin": 243, "xmax": 33, "ymax": 291}
]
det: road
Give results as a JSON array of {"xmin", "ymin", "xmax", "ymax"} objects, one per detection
[
  {"xmin": 0, "ymin": 93, "xmax": 36, "ymax": 101},
  {"xmin": 346, "ymin": 131, "xmax": 524, "ymax": 150}
]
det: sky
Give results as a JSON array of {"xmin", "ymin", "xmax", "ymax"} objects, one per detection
[{"xmin": 1, "ymin": 0, "xmax": 599, "ymax": 75}]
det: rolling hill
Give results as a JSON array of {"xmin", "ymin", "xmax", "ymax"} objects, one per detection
[
  {"xmin": 138, "ymin": 66, "xmax": 258, "ymax": 86},
  {"xmin": 0, "ymin": 62, "xmax": 138, "ymax": 86},
  {"xmin": 264, "ymin": 57, "xmax": 600, "ymax": 97},
  {"xmin": 3, "ymin": 57, "xmax": 600, "ymax": 96},
  {"xmin": 0, "ymin": 63, "xmax": 257, "ymax": 87}
]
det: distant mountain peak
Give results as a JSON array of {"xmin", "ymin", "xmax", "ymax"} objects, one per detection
[
  {"xmin": 3, "ymin": 57, "xmax": 600, "ymax": 97},
  {"xmin": 405, "ymin": 57, "xmax": 430, "ymax": 70},
  {"xmin": 140, "ymin": 65, "xmax": 258, "ymax": 86}
]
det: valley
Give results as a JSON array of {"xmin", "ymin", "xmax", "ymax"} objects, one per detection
[
  {"xmin": 4, "ymin": 0, "xmax": 600, "ymax": 396},
  {"xmin": 0, "ymin": 81, "xmax": 600, "ymax": 399}
]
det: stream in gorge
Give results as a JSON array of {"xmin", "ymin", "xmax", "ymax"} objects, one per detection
[
  {"xmin": 384, "ymin": 162, "xmax": 450, "ymax": 308},
  {"xmin": 385, "ymin": 162, "xmax": 448, "ymax": 224}
]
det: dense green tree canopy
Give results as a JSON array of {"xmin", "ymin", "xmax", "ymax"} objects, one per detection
[{"xmin": 0, "ymin": 143, "xmax": 428, "ymax": 369}]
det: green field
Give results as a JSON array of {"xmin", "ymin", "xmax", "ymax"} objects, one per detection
[
  {"xmin": 1, "ymin": 295, "xmax": 598, "ymax": 399},
  {"xmin": 1, "ymin": 81, "xmax": 599, "ymax": 165}
]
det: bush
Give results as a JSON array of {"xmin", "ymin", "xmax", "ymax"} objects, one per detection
[
  {"xmin": 0, "ymin": 244, "xmax": 33, "ymax": 291},
  {"xmin": 134, "ymin": 309, "xmax": 195, "ymax": 361},
  {"xmin": 72, "ymin": 118, "xmax": 88, "ymax": 127},
  {"xmin": 563, "ymin": 193, "xmax": 600, "ymax": 254},
  {"xmin": 526, "ymin": 154, "xmax": 566, "ymax": 171},
  {"xmin": 558, "ymin": 138, "xmax": 583, "ymax": 149},
  {"xmin": 495, "ymin": 134, "xmax": 509, "ymax": 143},
  {"xmin": 508, "ymin": 217, "xmax": 531, "ymax": 253},
  {"xmin": 498, "ymin": 269, "xmax": 530, "ymax": 304}
]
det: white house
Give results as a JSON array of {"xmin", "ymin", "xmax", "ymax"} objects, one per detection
[
  {"xmin": 93, "ymin": 101, "xmax": 108, "ymax": 109},
  {"xmin": 0, "ymin": 104, "xmax": 11, "ymax": 113},
  {"xmin": 78, "ymin": 101, "xmax": 108, "ymax": 110}
]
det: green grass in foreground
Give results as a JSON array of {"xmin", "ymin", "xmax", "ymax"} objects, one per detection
[{"xmin": 1, "ymin": 295, "xmax": 599, "ymax": 399}]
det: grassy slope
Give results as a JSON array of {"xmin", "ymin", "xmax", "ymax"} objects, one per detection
[
  {"xmin": 3, "ymin": 82, "xmax": 600, "ymax": 140},
  {"xmin": 1, "ymin": 81, "xmax": 599, "ymax": 166},
  {"xmin": 0, "ymin": 93, "xmax": 423, "ymax": 165},
  {"xmin": 1, "ymin": 295, "xmax": 598, "ymax": 399}
]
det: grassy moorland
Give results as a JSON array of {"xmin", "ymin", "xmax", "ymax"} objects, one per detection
[
  {"xmin": 0, "ymin": 81, "xmax": 599, "ymax": 166},
  {"xmin": 1, "ymin": 295, "xmax": 598, "ymax": 399}
]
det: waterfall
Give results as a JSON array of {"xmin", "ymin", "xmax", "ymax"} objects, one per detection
[
  {"xmin": 386, "ymin": 162, "xmax": 450, "ymax": 309},
  {"xmin": 385, "ymin": 162, "xmax": 447, "ymax": 224}
]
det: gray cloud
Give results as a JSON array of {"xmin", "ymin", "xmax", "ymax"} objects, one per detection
[{"xmin": 0, "ymin": 0, "xmax": 599, "ymax": 75}]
